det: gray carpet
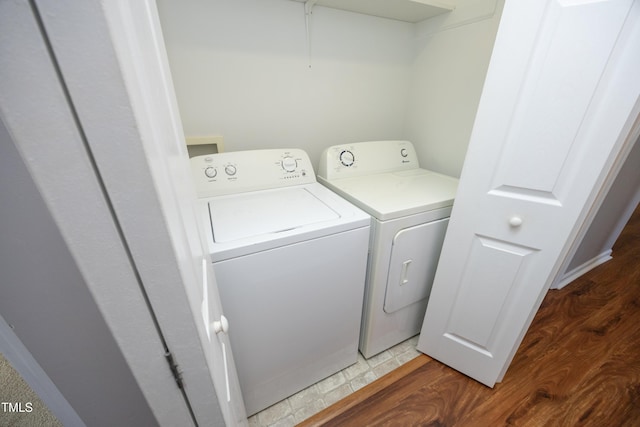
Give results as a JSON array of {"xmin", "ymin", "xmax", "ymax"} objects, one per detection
[{"xmin": 0, "ymin": 353, "xmax": 62, "ymax": 427}]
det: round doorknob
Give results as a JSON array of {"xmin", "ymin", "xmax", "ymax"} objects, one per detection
[
  {"xmin": 509, "ymin": 216, "xmax": 523, "ymax": 227},
  {"xmin": 212, "ymin": 315, "xmax": 229, "ymax": 334}
]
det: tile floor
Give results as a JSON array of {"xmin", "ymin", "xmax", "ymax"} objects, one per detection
[{"xmin": 247, "ymin": 335, "xmax": 421, "ymax": 427}]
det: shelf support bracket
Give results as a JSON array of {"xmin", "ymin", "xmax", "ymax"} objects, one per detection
[{"xmin": 304, "ymin": 0, "xmax": 317, "ymax": 68}]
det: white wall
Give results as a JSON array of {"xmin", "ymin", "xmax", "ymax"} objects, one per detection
[
  {"xmin": 157, "ymin": 0, "xmax": 503, "ymax": 175},
  {"xmin": 406, "ymin": 0, "xmax": 504, "ymax": 177},
  {"xmin": 157, "ymin": 0, "xmax": 414, "ymax": 169}
]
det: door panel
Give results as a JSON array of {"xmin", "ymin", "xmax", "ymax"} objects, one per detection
[
  {"xmin": 446, "ymin": 236, "xmax": 538, "ymax": 353},
  {"xmin": 384, "ymin": 218, "xmax": 448, "ymax": 314},
  {"xmin": 493, "ymin": 0, "xmax": 631, "ymax": 194},
  {"xmin": 418, "ymin": 0, "xmax": 640, "ymax": 387}
]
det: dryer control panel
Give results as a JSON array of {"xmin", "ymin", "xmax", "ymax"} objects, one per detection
[
  {"xmin": 318, "ymin": 140, "xmax": 418, "ymax": 180},
  {"xmin": 191, "ymin": 148, "xmax": 316, "ymax": 198}
]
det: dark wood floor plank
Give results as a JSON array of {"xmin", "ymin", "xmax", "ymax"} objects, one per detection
[
  {"xmin": 299, "ymin": 355, "xmax": 432, "ymax": 427},
  {"xmin": 300, "ymin": 204, "xmax": 640, "ymax": 426}
]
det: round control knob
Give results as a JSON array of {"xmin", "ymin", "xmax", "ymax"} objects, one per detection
[
  {"xmin": 400, "ymin": 148, "xmax": 408, "ymax": 158},
  {"xmin": 204, "ymin": 167, "xmax": 217, "ymax": 178},
  {"xmin": 340, "ymin": 150, "xmax": 355, "ymax": 167},
  {"xmin": 281, "ymin": 156, "xmax": 298, "ymax": 172},
  {"xmin": 224, "ymin": 165, "xmax": 237, "ymax": 176},
  {"xmin": 212, "ymin": 315, "xmax": 229, "ymax": 334}
]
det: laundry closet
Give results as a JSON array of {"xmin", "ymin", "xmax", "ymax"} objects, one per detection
[
  {"xmin": 153, "ymin": 0, "xmax": 504, "ymax": 417},
  {"xmin": 156, "ymin": 0, "xmax": 640, "ymax": 404},
  {"xmin": 3, "ymin": 0, "xmax": 639, "ymax": 425}
]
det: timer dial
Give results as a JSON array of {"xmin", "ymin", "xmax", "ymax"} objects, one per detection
[
  {"xmin": 281, "ymin": 156, "xmax": 298, "ymax": 172},
  {"xmin": 224, "ymin": 165, "xmax": 237, "ymax": 176},
  {"xmin": 339, "ymin": 150, "xmax": 355, "ymax": 167}
]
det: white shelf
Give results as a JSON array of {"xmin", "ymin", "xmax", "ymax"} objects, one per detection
[{"xmin": 294, "ymin": 0, "xmax": 454, "ymax": 23}]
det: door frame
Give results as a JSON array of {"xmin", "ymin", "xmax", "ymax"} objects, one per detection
[
  {"xmin": 17, "ymin": 0, "xmax": 241, "ymax": 424},
  {"xmin": 1, "ymin": 0, "xmax": 194, "ymax": 424},
  {"xmin": 551, "ymin": 107, "xmax": 640, "ymax": 290}
]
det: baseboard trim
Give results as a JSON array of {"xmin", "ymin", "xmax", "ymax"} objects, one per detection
[{"xmin": 554, "ymin": 250, "xmax": 613, "ymax": 290}]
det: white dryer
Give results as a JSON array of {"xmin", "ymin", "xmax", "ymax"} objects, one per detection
[
  {"xmin": 191, "ymin": 149, "xmax": 369, "ymax": 416},
  {"xmin": 318, "ymin": 140, "xmax": 458, "ymax": 359}
]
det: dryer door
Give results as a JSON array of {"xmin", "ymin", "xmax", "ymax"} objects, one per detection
[{"xmin": 384, "ymin": 218, "xmax": 449, "ymax": 314}]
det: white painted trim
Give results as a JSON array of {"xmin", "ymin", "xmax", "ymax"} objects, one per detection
[
  {"xmin": 553, "ymin": 250, "xmax": 613, "ymax": 290},
  {"xmin": 0, "ymin": 315, "xmax": 85, "ymax": 427}
]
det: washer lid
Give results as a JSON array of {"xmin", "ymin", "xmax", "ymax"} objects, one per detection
[
  {"xmin": 320, "ymin": 169, "xmax": 458, "ymax": 221},
  {"xmin": 209, "ymin": 187, "xmax": 340, "ymax": 243}
]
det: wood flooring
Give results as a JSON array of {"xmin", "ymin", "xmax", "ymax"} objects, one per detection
[{"xmin": 300, "ymin": 205, "xmax": 640, "ymax": 426}]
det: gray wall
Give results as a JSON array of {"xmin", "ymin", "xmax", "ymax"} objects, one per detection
[
  {"xmin": 0, "ymin": 121, "xmax": 157, "ymax": 426},
  {"xmin": 566, "ymin": 132, "xmax": 640, "ymax": 272}
]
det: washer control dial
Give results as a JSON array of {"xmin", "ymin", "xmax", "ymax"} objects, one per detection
[
  {"xmin": 339, "ymin": 150, "xmax": 355, "ymax": 167},
  {"xmin": 281, "ymin": 156, "xmax": 298, "ymax": 172},
  {"xmin": 204, "ymin": 167, "xmax": 217, "ymax": 178},
  {"xmin": 224, "ymin": 164, "xmax": 237, "ymax": 176},
  {"xmin": 400, "ymin": 148, "xmax": 408, "ymax": 158}
]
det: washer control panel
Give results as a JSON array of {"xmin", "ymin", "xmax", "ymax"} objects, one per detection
[
  {"xmin": 318, "ymin": 140, "xmax": 418, "ymax": 180},
  {"xmin": 191, "ymin": 148, "xmax": 315, "ymax": 198}
]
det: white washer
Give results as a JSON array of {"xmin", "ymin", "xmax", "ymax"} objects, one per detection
[
  {"xmin": 191, "ymin": 148, "xmax": 369, "ymax": 416},
  {"xmin": 317, "ymin": 140, "xmax": 459, "ymax": 359}
]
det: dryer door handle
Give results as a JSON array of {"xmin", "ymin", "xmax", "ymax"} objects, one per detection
[{"xmin": 400, "ymin": 259, "xmax": 412, "ymax": 285}]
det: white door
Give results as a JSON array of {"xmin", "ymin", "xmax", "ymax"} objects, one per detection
[
  {"xmin": 418, "ymin": 0, "xmax": 640, "ymax": 387},
  {"xmin": 33, "ymin": 0, "xmax": 247, "ymax": 424}
]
